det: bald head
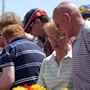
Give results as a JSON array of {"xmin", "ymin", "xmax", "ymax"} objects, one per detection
[
  {"xmin": 53, "ymin": 1, "xmax": 84, "ymax": 38},
  {"xmin": 54, "ymin": 2, "xmax": 81, "ymax": 16}
]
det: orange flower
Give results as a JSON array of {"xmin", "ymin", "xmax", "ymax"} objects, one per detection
[{"xmin": 24, "ymin": 84, "xmax": 33, "ymax": 90}]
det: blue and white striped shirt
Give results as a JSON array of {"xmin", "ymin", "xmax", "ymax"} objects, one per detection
[{"xmin": 0, "ymin": 36, "xmax": 46, "ymax": 88}]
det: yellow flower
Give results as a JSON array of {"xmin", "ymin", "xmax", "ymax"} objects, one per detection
[
  {"xmin": 61, "ymin": 88, "xmax": 69, "ymax": 90},
  {"xmin": 31, "ymin": 84, "xmax": 46, "ymax": 90},
  {"xmin": 12, "ymin": 86, "xmax": 28, "ymax": 90},
  {"xmin": 40, "ymin": 86, "xmax": 46, "ymax": 90},
  {"xmin": 12, "ymin": 84, "xmax": 46, "ymax": 90}
]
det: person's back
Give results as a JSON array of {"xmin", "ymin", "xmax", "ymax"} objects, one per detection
[
  {"xmin": 0, "ymin": 24, "xmax": 46, "ymax": 89},
  {"xmin": 10, "ymin": 36, "xmax": 46, "ymax": 88}
]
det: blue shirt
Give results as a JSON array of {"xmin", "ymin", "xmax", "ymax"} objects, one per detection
[{"xmin": 0, "ymin": 36, "xmax": 46, "ymax": 88}]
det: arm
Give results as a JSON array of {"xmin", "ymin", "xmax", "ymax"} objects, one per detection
[{"xmin": 0, "ymin": 66, "xmax": 15, "ymax": 88}]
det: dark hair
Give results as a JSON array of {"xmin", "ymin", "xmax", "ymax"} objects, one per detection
[{"xmin": 39, "ymin": 16, "xmax": 50, "ymax": 23}]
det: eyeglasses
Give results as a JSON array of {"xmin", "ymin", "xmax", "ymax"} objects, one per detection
[{"xmin": 48, "ymin": 36, "xmax": 65, "ymax": 42}]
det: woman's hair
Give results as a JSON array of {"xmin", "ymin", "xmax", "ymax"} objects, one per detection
[
  {"xmin": 2, "ymin": 24, "xmax": 25, "ymax": 39},
  {"xmin": 43, "ymin": 18, "xmax": 66, "ymax": 39},
  {"xmin": 0, "ymin": 12, "xmax": 23, "ymax": 30},
  {"xmin": 43, "ymin": 19, "xmax": 58, "ymax": 36}
]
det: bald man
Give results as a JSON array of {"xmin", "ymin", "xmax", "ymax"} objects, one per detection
[{"xmin": 53, "ymin": 1, "xmax": 90, "ymax": 90}]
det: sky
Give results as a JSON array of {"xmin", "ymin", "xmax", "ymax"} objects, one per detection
[{"xmin": 0, "ymin": 0, "xmax": 89, "ymax": 20}]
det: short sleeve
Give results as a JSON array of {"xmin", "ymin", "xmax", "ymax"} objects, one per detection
[{"xmin": 0, "ymin": 45, "xmax": 15, "ymax": 69}]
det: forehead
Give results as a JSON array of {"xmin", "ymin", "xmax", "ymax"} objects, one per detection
[
  {"xmin": 53, "ymin": 9, "xmax": 62, "ymax": 24},
  {"xmin": 47, "ymin": 30, "xmax": 57, "ymax": 37},
  {"xmin": 53, "ymin": 9, "xmax": 59, "ymax": 19},
  {"xmin": 47, "ymin": 30, "xmax": 64, "ymax": 38}
]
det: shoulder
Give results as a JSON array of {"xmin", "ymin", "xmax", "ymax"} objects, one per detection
[
  {"xmin": 83, "ymin": 20, "xmax": 90, "ymax": 33},
  {"xmin": 42, "ymin": 51, "xmax": 55, "ymax": 64},
  {"xmin": 80, "ymin": 20, "xmax": 90, "ymax": 40}
]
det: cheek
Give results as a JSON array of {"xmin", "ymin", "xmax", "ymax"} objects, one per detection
[
  {"xmin": 31, "ymin": 27, "xmax": 39, "ymax": 36},
  {"xmin": 50, "ymin": 40, "xmax": 58, "ymax": 47},
  {"xmin": 57, "ymin": 23, "xmax": 64, "ymax": 32}
]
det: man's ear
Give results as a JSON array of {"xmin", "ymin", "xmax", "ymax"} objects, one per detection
[
  {"xmin": 64, "ymin": 13, "xmax": 71, "ymax": 23},
  {"xmin": 35, "ymin": 18, "xmax": 41, "ymax": 24}
]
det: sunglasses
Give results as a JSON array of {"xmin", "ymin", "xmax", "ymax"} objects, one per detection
[{"xmin": 27, "ymin": 20, "xmax": 36, "ymax": 33}]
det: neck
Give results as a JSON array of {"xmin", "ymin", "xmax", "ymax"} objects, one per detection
[{"xmin": 56, "ymin": 44, "xmax": 71, "ymax": 64}]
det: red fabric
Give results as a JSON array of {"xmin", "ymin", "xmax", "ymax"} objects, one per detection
[{"xmin": 44, "ymin": 40, "xmax": 53, "ymax": 57}]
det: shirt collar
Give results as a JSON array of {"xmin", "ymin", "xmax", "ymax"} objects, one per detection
[
  {"xmin": 65, "ymin": 49, "xmax": 72, "ymax": 58},
  {"xmin": 48, "ymin": 49, "xmax": 72, "ymax": 65},
  {"xmin": 52, "ymin": 49, "xmax": 72, "ymax": 61},
  {"xmin": 10, "ymin": 36, "xmax": 27, "ymax": 43}
]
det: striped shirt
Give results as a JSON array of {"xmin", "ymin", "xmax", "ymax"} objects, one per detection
[
  {"xmin": 72, "ymin": 20, "xmax": 90, "ymax": 90},
  {"xmin": 37, "ymin": 50, "xmax": 74, "ymax": 90},
  {"xmin": 0, "ymin": 36, "xmax": 46, "ymax": 88}
]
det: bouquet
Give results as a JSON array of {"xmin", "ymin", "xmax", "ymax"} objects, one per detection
[{"xmin": 12, "ymin": 84, "xmax": 46, "ymax": 90}]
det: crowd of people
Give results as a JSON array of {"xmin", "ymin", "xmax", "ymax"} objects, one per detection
[{"xmin": 0, "ymin": 1, "xmax": 90, "ymax": 90}]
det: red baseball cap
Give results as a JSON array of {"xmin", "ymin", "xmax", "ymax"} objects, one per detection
[{"xmin": 24, "ymin": 8, "xmax": 47, "ymax": 32}]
